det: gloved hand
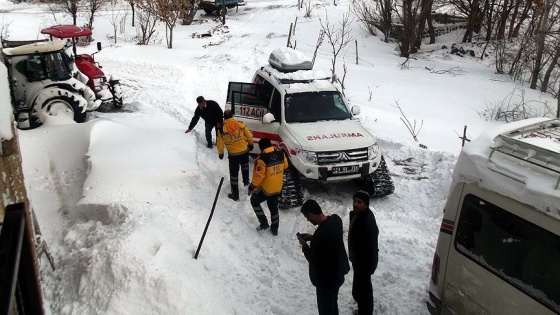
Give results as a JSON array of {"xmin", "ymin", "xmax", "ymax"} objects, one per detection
[
  {"xmin": 248, "ymin": 143, "xmax": 254, "ymax": 151},
  {"xmin": 219, "ymin": 154, "xmax": 224, "ymax": 160}
]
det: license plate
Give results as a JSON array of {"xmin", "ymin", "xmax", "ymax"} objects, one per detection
[{"xmin": 331, "ymin": 165, "xmax": 360, "ymax": 175}]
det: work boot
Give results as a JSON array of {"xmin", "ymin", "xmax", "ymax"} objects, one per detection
[
  {"xmin": 207, "ymin": 144, "xmax": 213, "ymax": 149},
  {"xmin": 227, "ymin": 193, "xmax": 239, "ymax": 201},
  {"xmin": 270, "ymin": 229, "xmax": 278, "ymax": 236}
]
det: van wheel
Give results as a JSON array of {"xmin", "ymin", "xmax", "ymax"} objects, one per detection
[
  {"xmin": 33, "ymin": 88, "xmax": 87, "ymax": 126},
  {"xmin": 279, "ymin": 166, "xmax": 304, "ymax": 210},
  {"xmin": 362, "ymin": 156, "xmax": 395, "ymax": 197}
]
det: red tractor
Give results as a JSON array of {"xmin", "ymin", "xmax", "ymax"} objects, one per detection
[{"xmin": 41, "ymin": 25, "xmax": 123, "ymax": 109}]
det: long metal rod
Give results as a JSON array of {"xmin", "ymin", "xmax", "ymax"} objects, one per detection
[{"xmin": 194, "ymin": 177, "xmax": 224, "ymax": 259}]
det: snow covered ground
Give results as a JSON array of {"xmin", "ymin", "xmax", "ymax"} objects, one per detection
[{"xmin": 0, "ymin": 0, "xmax": 556, "ymax": 314}]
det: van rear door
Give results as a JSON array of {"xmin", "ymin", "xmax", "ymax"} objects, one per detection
[{"xmin": 226, "ymin": 82, "xmax": 280, "ymax": 152}]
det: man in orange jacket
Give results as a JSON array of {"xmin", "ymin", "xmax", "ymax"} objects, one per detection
[
  {"xmin": 248, "ymin": 137, "xmax": 288, "ymax": 236},
  {"xmin": 217, "ymin": 110, "xmax": 254, "ymax": 201}
]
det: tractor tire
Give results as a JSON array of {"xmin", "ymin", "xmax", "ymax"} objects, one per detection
[
  {"xmin": 278, "ymin": 165, "xmax": 304, "ymax": 210},
  {"xmin": 109, "ymin": 80, "xmax": 124, "ymax": 109},
  {"xmin": 33, "ymin": 88, "xmax": 87, "ymax": 126},
  {"xmin": 361, "ymin": 156, "xmax": 395, "ymax": 197},
  {"xmin": 217, "ymin": 6, "xmax": 227, "ymax": 16}
]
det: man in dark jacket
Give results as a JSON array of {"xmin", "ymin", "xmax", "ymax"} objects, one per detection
[
  {"xmin": 348, "ymin": 190, "xmax": 379, "ymax": 315},
  {"xmin": 185, "ymin": 96, "xmax": 223, "ymax": 149},
  {"xmin": 298, "ymin": 199, "xmax": 350, "ymax": 315}
]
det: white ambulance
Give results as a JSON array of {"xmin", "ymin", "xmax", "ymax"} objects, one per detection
[
  {"xmin": 225, "ymin": 48, "xmax": 394, "ymax": 208},
  {"xmin": 427, "ymin": 118, "xmax": 560, "ymax": 314}
]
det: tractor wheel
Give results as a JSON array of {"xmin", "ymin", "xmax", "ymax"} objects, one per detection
[
  {"xmin": 109, "ymin": 80, "xmax": 124, "ymax": 109},
  {"xmin": 33, "ymin": 88, "xmax": 87, "ymax": 126},
  {"xmin": 217, "ymin": 6, "xmax": 227, "ymax": 16}
]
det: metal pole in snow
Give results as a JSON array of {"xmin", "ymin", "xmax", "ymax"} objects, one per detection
[{"xmin": 194, "ymin": 177, "xmax": 224, "ymax": 259}]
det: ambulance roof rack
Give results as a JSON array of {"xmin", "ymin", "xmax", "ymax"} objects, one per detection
[{"xmin": 489, "ymin": 118, "xmax": 560, "ymax": 189}]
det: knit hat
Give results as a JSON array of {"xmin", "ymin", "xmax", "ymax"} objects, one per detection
[
  {"xmin": 353, "ymin": 190, "xmax": 370, "ymax": 206},
  {"xmin": 259, "ymin": 138, "xmax": 272, "ymax": 151},
  {"xmin": 300, "ymin": 199, "xmax": 322, "ymax": 215}
]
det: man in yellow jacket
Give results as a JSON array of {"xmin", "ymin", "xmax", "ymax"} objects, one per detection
[
  {"xmin": 217, "ymin": 110, "xmax": 254, "ymax": 201},
  {"xmin": 248, "ymin": 137, "xmax": 288, "ymax": 236}
]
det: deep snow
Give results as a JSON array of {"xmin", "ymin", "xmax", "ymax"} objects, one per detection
[{"xmin": 0, "ymin": 0, "xmax": 556, "ymax": 314}]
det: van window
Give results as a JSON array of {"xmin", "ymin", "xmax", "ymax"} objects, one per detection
[{"xmin": 455, "ymin": 194, "xmax": 560, "ymax": 313}]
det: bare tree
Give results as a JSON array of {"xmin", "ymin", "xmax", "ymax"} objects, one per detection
[
  {"xmin": 393, "ymin": 101, "xmax": 423, "ymax": 142},
  {"xmin": 128, "ymin": 0, "xmax": 135, "ymax": 27},
  {"xmin": 530, "ymin": 0, "xmax": 556, "ymax": 89},
  {"xmin": 311, "ymin": 29, "xmax": 325, "ymax": 66},
  {"xmin": 319, "ymin": 12, "xmax": 354, "ymax": 82},
  {"xmin": 109, "ymin": 1, "xmax": 127, "ymax": 43},
  {"xmin": 540, "ymin": 43, "xmax": 560, "ymax": 93},
  {"xmin": 395, "ymin": 0, "xmax": 434, "ymax": 57},
  {"xmin": 135, "ymin": 7, "xmax": 158, "ymax": 45},
  {"xmin": 137, "ymin": 0, "xmax": 183, "ymax": 49},
  {"xmin": 48, "ymin": 0, "xmax": 80, "ymax": 25},
  {"xmin": 352, "ymin": 0, "xmax": 393, "ymax": 42},
  {"xmin": 85, "ymin": 0, "xmax": 110, "ymax": 30},
  {"xmin": 304, "ymin": 0, "xmax": 313, "ymax": 17},
  {"xmin": 180, "ymin": 0, "xmax": 200, "ymax": 25}
]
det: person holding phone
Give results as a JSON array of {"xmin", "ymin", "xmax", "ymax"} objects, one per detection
[{"xmin": 297, "ymin": 199, "xmax": 350, "ymax": 315}]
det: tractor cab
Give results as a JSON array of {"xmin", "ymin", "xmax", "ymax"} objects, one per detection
[
  {"xmin": 40, "ymin": 25, "xmax": 123, "ymax": 108},
  {"xmin": 40, "ymin": 25, "xmax": 101, "ymax": 91}
]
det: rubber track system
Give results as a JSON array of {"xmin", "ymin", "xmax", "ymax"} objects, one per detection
[
  {"xmin": 279, "ymin": 166, "xmax": 304, "ymax": 209},
  {"xmin": 364, "ymin": 156, "xmax": 395, "ymax": 197}
]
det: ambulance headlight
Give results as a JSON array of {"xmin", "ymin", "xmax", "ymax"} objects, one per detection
[
  {"xmin": 297, "ymin": 149, "xmax": 317, "ymax": 164},
  {"xmin": 368, "ymin": 144, "xmax": 379, "ymax": 160}
]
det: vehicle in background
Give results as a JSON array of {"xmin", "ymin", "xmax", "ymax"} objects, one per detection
[
  {"xmin": 199, "ymin": 0, "xmax": 245, "ymax": 15},
  {"xmin": 1, "ymin": 25, "xmax": 123, "ymax": 129},
  {"xmin": 1, "ymin": 39, "xmax": 98, "ymax": 129},
  {"xmin": 427, "ymin": 118, "xmax": 560, "ymax": 315},
  {"xmin": 40, "ymin": 25, "xmax": 123, "ymax": 110},
  {"xmin": 225, "ymin": 48, "xmax": 394, "ymax": 209}
]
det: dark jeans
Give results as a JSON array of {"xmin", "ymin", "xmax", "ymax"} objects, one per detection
[
  {"xmin": 228, "ymin": 153, "xmax": 249, "ymax": 198},
  {"xmin": 352, "ymin": 266, "xmax": 373, "ymax": 315},
  {"xmin": 250, "ymin": 191, "xmax": 279, "ymax": 232},
  {"xmin": 204, "ymin": 121, "xmax": 216, "ymax": 147},
  {"xmin": 316, "ymin": 286, "xmax": 340, "ymax": 315}
]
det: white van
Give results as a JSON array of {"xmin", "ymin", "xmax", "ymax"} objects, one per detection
[{"xmin": 427, "ymin": 118, "xmax": 560, "ymax": 315}]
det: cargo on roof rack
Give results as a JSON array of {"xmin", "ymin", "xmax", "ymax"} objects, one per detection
[{"xmin": 268, "ymin": 47, "xmax": 313, "ymax": 72}]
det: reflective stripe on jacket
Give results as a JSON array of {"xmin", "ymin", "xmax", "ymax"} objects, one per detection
[
  {"xmin": 250, "ymin": 147, "xmax": 288, "ymax": 196},
  {"xmin": 217, "ymin": 118, "xmax": 253, "ymax": 156}
]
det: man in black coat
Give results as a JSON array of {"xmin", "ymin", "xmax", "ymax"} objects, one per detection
[
  {"xmin": 185, "ymin": 96, "xmax": 224, "ymax": 149},
  {"xmin": 298, "ymin": 199, "xmax": 350, "ymax": 315},
  {"xmin": 348, "ymin": 190, "xmax": 379, "ymax": 315}
]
